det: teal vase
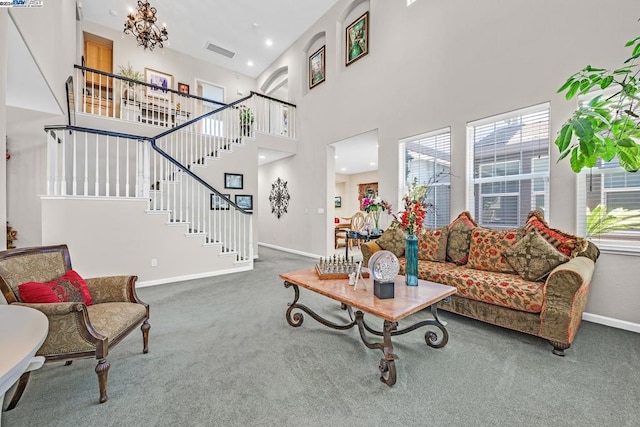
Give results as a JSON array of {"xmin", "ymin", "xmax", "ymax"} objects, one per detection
[{"xmin": 405, "ymin": 233, "xmax": 419, "ymax": 286}]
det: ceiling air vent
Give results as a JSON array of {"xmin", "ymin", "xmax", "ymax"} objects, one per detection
[{"xmin": 205, "ymin": 42, "xmax": 235, "ymax": 58}]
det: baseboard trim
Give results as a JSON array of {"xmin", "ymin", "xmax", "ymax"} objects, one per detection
[
  {"xmin": 583, "ymin": 312, "xmax": 640, "ymax": 333},
  {"xmin": 137, "ymin": 264, "xmax": 253, "ymax": 288},
  {"xmin": 258, "ymin": 242, "xmax": 321, "ymax": 260}
]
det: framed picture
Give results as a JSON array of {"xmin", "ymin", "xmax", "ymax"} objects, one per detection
[
  {"xmin": 309, "ymin": 45, "xmax": 326, "ymax": 89},
  {"xmin": 346, "ymin": 12, "xmax": 369, "ymax": 66},
  {"xmin": 178, "ymin": 82, "xmax": 189, "ymax": 95},
  {"xmin": 281, "ymin": 106, "xmax": 289, "ymax": 136},
  {"xmin": 211, "ymin": 193, "xmax": 230, "ymax": 210},
  {"xmin": 145, "ymin": 68, "xmax": 173, "ymax": 100},
  {"xmin": 334, "ymin": 196, "xmax": 342, "ymax": 208},
  {"xmin": 235, "ymin": 195, "xmax": 253, "ymax": 211},
  {"xmin": 224, "ymin": 173, "xmax": 243, "ymax": 189}
]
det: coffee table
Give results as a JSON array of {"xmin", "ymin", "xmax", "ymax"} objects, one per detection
[{"xmin": 279, "ymin": 268, "xmax": 456, "ymax": 386}]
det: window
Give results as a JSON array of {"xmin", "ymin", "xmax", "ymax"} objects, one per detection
[
  {"xmin": 467, "ymin": 104, "xmax": 550, "ymax": 228},
  {"xmin": 198, "ymin": 81, "xmax": 225, "ymax": 137},
  {"xmin": 576, "ymin": 91, "xmax": 640, "ymax": 252},
  {"xmin": 399, "ymin": 128, "xmax": 451, "ymax": 229}
]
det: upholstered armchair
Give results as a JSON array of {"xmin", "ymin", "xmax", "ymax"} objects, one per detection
[{"xmin": 0, "ymin": 244, "xmax": 150, "ymax": 408}]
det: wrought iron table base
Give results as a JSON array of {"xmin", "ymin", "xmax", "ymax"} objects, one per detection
[{"xmin": 284, "ymin": 281, "xmax": 449, "ymax": 386}]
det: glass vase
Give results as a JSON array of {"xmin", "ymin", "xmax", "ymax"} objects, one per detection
[
  {"xmin": 372, "ymin": 209, "xmax": 381, "ymax": 233},
  {"xmin": 405, "ymin": 232, "xmax": 419, "ymax": 286}
]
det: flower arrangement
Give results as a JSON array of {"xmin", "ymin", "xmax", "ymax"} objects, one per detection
[
  {"xmin": 397, "ymin": 179, "xmax": 429, "ymax": 235},
  {"xmin": 361, "ymin": 196, "xmax": 392, "ymax": 213},
  {"xmin": 361, "ymin": 196, "xmax": 392, "ymax": 232}
]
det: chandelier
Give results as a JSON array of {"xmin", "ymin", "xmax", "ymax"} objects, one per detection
[{"xmin": 123, "ymin": 1, "xmax": 168, "ymax": 51}]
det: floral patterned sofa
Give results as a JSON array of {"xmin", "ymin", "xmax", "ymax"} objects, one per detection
[{"xmin": 361, "ymin": 211, "xmax": 599, "ymax": 356}]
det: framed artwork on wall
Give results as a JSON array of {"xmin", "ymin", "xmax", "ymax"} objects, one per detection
[
  {"xmin": 235, "ymin": 195, "xmax": 253, "ymax": 211},
  {"xmin": 309, "ymin": 45, "xmax": 326, "ymax": 89},
  {"xmin": 211, "ymin": 193, "xmax": 230, "ymax": 210},
  {"xmin": 178, "ymin": 82, "xmax": 190, "ymax": 94},
  {"xmin": 334, "ymin": 196, "xmax": 342, "ymax": 208},
  {"xmin": 145, "ymin": 68, "xmax": 173, "ymax": 100},
  {"xmin": 345, "ymin": 12, "xmax": 369, "ymax": 66},
  {"xmin": 224, "ymin": 173, "xmax": 243, "ymax": 189}
]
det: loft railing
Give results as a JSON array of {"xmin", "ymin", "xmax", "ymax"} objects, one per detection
[
  {"xmin": 71, "ymin": 65, "xmax": 297, "ymax": 139},
  {"xmin": 73, "ymin": 64, "xmax": 225, "ymax": 128},
  {"xmin": 44, "ymin": 125, "xmax": 253, "ymax": 262}
]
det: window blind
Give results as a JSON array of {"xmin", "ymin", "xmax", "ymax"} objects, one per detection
[
  {"xmin": 399, "ymin": 127, "xmax": 451, "ymax": 229},
  {"xmin": 466, "ymin": 103, "xmax": 550, "ymax": 228}
]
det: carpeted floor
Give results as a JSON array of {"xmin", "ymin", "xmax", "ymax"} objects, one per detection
[{"xmin": 3, "ymin": 246, "xmax": 639, "ymax": 427}]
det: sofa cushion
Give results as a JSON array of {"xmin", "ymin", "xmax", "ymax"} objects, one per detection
[
  {"xmin": 398, "ymin": 257, "xmax": 458, "ymax": 281},
  {"xmin": 504, "ymin": 230, "xmax": 570, "ymax": 281},
  {"xmin": 466, "ymin": 227, "xmax": 523, "ymax": 274},
  {"xmin": 18, "ymin": 270, "xmax": 93, "ymax": 306},
  {"xmin": 418, "ymin": 227, "xmax": 448, "ymax": 262},
  {"xmin": 376, "ymin": 227, "xmax": 406, "ymax": 258},
  {"xmin": 446, "ymin": 211, "xmax": 477, "ymax": 265},
  {"xmin": 524, "ymin": 211, "xmax": 586, "ymax": 257},
  {"xmin": 437, "ymin": 266, "xmax": 545, "ymax": 313}
]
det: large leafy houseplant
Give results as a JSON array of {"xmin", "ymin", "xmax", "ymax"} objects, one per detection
[{"xmin": 555, "ymin": 29, "xmax": 640, "ymax": 173}]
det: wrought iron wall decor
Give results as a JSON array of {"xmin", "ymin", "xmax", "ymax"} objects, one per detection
[{"xmin": 269, "ymin": 177, "xmax": 291, "ymax": 219}]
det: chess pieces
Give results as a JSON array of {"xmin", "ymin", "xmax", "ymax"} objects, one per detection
[{"xmin": 315, "ymin": 256, "xmax": 370, "ymax": 280}]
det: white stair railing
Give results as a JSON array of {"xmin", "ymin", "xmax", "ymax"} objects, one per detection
[
  {"xmin": 45, "ymin": 126, "xmax": 253, "ymax": 262},
  {"xmin": 71, "ymin": 67, "xmax": 297, "ymax": 140}
]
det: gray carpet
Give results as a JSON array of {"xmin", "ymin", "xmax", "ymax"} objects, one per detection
[{"xmin": 3, "ymin": 246, "xmax": 640, "ymax": 427}]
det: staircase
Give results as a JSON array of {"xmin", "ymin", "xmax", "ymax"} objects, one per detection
[{"xmin": 43, "ymin": 88, "xmax": 296, "ymax": 283}]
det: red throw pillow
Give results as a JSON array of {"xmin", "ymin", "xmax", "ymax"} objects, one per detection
[{"xmin": 18, "ymin": 270, "xmax": 93, "ymax": 306}]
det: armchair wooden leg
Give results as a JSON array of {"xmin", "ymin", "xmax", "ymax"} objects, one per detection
[
  {"xmin": 4, "ymin": 371, "xmax": 31, "ymax": 411},
  {"xmin": 95, "ymin": 359, "xmax": 110, "ymax": 403},
  {"xmin": 141, "ymin": 320, "xmax": 150, "ymax": 354}
]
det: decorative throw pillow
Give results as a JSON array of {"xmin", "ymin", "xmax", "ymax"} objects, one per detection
[
  {"xmin": 504, "ymin": 230, "xmax": 570, "ymax": 282},
  {"xmin": 376, "ymin": 227, "xmax": 406, "ymax": 258},
  {"xmin": 446, "ymin": 211, "xmax": 477, "ymax": 265},
  {"xmin": 466, "ymin": 227, "xmax": 523, "ymax": 274},
  {"xmin": 524, "ymin": 211, "xmax": 586, "ymax": 257},
  {"xmin": 417, "ymin": 227, "xmax": 449, "ymax": 262},
  {"xmin": 18, "ymin": 270, "xmax": 93, "ymax": 305}
]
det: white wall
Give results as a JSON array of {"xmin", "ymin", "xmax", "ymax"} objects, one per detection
[
  {"xmin": 9, "ymin": 0, "xmax": 76, "ymax": 110},
  {"xmin": 256, "ymin": 0, "xmax": 640, "ymax": 324},
  {"xmin": 81, "ymin": 21, "xmax": 255, "ymax": 105},
  {"xmin": 41, "ymin": 198, "xmax": 245, "ymax": 284}
]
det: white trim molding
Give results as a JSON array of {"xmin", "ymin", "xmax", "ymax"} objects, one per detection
[
  {"xmin": 583, "ymin": 312, "xmax": 640, "ymax": 333},
  {"xmin": 137, "ymin": 264, "xmax": 253, "ymax": 288},
  {"xmin": 258, "ymin": 242, "xmax": 321, "ymax": 260}
]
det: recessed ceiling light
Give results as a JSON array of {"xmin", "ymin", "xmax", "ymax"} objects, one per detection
[
  {"xmin": 259, "ymin": 155, "xmax": 266, "ymax": 159},
  {"xmin": 370, "ymin": 162, "xmax": 376, "ymax": 166},
  {"xmin": 334, "ymin": 155, "xmax": 338, "ymax": 158},
  {"xmin": 247, "ymin": 60, "xmax": 254, "ymax": 67},
  {"xmin": 265, "ymin": 39, "xmax": 273, "ymax": 46},
  {"xmin": 341, "ymin": 168, "xmax": 347, "ymax": 172}
]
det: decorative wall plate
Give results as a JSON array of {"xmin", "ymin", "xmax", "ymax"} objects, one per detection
[{"xmin": 268, "ymin": 177, "xmax": 291, "ymax": 219}]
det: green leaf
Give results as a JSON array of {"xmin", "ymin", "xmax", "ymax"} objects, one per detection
[
  {"xmin": 556, "ymin": 125, "xmax": 573, "ymax": 151},
  {"xmin": 625, "ymin": 36, "xmax": 640, "ymax": 47},
  {"xmin": 602, "ymin": 138, "xmax": 617, "ymax": 162},
  {"xmin": 618, "ymin": 137, "xmax": 636, "ymax": 147},
  {"xmin": 600, "ymin": 75, "xmax": 615, "ymax": 89},
  {"xmin": 632, "ymin": 42, "xmax": 640, "ymax": 58},
  {"xmin": 558, "ymin": 147, "xmax": 572, "ymax": 162},
  {"xmin": 570, "ymin": 148, "xmax": 583, "ymax": 172},
  {"xmin": 571, "ymin": 117, "xmax": 594, "ymax": 140},
  {"xmin": 579, "ymin": 109, "xmax": 611, "ymax": 126},
  {"xmin": 566, "ymin": 80, "xmax": 580, "ymax": 99},
  {"xmin": 579, "ymin": 138, "xmax": 595, "ymax": 157},
  {"xmin": 557, "ymin": 77, "xmax": 575, "ymax": 93}
]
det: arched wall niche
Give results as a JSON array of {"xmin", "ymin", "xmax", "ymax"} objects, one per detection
[
  {"xmin": 337, "ymin": 0, "xmax": 370, "ymax": 70},
  {"xmin": 303, "ymin": 31, "xmax": 326, "ymax": 94},
  {"xmin": 261, "ymin": 66, "xmax": 289, "ymax": 99}
]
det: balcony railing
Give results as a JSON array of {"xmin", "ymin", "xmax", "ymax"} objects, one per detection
[
  {"xmin": 71, "ymin": 65, "xmax": 297, "ymax": 139},
  {"xmin": 45, "ymin": 125, "xmax": 253, "ymax": 262}
]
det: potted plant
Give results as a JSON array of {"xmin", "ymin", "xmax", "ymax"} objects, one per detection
[
  {"xmin": 118, "ymin": 62, "xmax": 143, "ymax": 101},
  {"xmin": 239, "ymin": 106, "xmax": 254, "ymax": 136},
  {"xmin": 555, "ymin": 28, "xmax": 640, "ymax": 173}
]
